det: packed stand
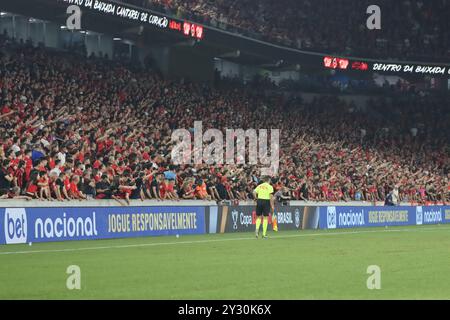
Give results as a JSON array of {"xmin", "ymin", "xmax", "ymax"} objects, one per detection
[{"xmin": 0, "ymin": 36, "xmax": 449, "ymax": 204}]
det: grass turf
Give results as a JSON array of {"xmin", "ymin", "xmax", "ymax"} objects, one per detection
[{"xmin": 1, "ymin": 224, "xmax": 450, "ymax": 299}]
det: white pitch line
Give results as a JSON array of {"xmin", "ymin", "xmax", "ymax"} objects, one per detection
[{"xmin": 0, "ymin": 225, "xmax": 449, "ymax": 256}]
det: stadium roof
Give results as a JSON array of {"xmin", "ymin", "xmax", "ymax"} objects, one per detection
[{"xmin": 2, "ymin": 0, "xmax": 449, "ymax": 76}]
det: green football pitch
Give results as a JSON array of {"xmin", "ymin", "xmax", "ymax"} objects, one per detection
[{"xmin": 1, "ymin": 224, "xmax": 450, "ymax": 299}]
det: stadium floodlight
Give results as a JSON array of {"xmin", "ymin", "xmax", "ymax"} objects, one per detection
[
  {"xmin": 28, "ymin": 17, "xmax": 48, "ymax": 24},
  {"xmin": 218, "ymin": 50, "xmax": 240, "ymax": 58},
  {"xmin": 85, "ymin": 31, "xmax": 102, "ymax": 36}
]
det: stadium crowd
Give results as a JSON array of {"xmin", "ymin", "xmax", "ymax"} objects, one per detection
[
  {"xmin": 0, "ymin": 36, "xmax": 449, "ymax": 204},
  {"xmin": 126, "ymin": 0, "xmax": 450, "ymax": 61}
]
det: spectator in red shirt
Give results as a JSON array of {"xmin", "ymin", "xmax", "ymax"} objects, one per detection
[
  {"xmin": 69, "ymin": 175, "xmax": 86, "ymax": 200},
  {"xmin": 26, "ymin": 177, "xmax": 39, "ymax": 199},
  {"xmin": 37, "ymin": 171, "xmax": 52, "ymax": 200}
]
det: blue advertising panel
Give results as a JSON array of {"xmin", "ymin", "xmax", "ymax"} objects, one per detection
[
  {"xmin": 1, "ymin": 206, "xmax": 205, "ymax": 244},
  {"xmin": 319, "ymin": 205, "xmax": 450, "ymax": 229},
  {"xmin": 444, "ymin": 207, "xmax": 450, "ymax": 223}
]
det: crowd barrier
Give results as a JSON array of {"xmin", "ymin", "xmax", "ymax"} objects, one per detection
[
  {"xmin": 319, "ymin": 205, "xmax": 450, "ymax": 229},
  {"xmin": 209, "ymin": 205, "xmax": 320, "ymax": 234},
  {"xmin": 1, "ymin": 205, "xmax": 208, "ymax": 245},
  {"xmin": 0, "ymin": 200, "xmax": 449, "ymax": 244}
]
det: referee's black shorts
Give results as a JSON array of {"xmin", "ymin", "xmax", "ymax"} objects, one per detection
[{"xmin": 256, "ymin": 199, "xmax": 271, "ymax": 216}]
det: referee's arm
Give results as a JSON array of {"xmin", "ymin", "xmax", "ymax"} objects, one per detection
[
  {"xmin": 253, "ymin": 185, "xmax": 259, "ymax": 201},
  {"xmin": 270, "ymin": 193, "xmax": 275, "ymax": 213}
]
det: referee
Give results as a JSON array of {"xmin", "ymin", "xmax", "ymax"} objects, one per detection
[{"xmin": 253, "ymin": 176, "xmax": 274, "ymax": 239}]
